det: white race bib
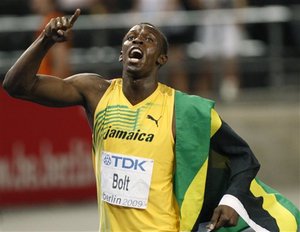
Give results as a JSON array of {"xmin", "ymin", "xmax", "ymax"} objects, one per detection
[{"xmin": 101, "ymin": 151, "xmax": 154, "ymax": 209}]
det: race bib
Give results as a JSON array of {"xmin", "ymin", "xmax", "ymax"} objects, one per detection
[{"xmin": 101, "ymin": 151, "xmax": 154, "ymax": 209}]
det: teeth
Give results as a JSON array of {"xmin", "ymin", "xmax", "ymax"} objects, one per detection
[
  {"xmin": 129, "ymin": 58, "xmax": 139, "ymax": 63},
  {"xmin": 132, "ymin": 48, "xmax": 142, "ymax": 54}
]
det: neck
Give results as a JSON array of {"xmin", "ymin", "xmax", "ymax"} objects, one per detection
[{"xmin": 122, "ymin": 75, "xmax": 158, "ymax": 105}]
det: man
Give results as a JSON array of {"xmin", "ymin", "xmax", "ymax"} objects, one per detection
[{"xmin": 3, "ymin": 9, "xmax": 299, "ymax": 232}]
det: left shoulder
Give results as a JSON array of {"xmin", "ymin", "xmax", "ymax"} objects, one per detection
[
  {"xmin": 210, "ymin": 108, "xmax": 222, "ymax": 137},
  {"xmin": 174, "ymin": 90, "xmax": 215, "ymax": 111}
]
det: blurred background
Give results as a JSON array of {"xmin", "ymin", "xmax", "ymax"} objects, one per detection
[{"xmin": 0, "ymin": 0, "xmax": 299, "ymax": 231}]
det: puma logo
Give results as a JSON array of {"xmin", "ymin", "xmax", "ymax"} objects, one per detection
[{"xmin": 147, "ymin": 115, "xmax": 161, "ymax": 127}]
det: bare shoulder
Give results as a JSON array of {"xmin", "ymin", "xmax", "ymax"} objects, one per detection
[
  {"xmin": 67, "ymin": 73, "xmax": 110, "ymax": 87},
  {"xmin": 67, "ymin": 73, "xmax": 110, "ymax": 95},
  {"xmin": 66, "ymin": 72, "xmax": 111, "ymax": 117}
]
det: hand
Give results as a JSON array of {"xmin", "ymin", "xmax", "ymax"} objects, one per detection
[
  {"xmin": 44, "ymin": 9, "xmax": 81, "ymax": 42},
  {"xmin": 206, "ymin": 205, "xmax": 239, "ymax": 231}
]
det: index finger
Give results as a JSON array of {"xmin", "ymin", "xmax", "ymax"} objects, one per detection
[
  {"xmin": 207, "ymin": 208, "xmax": 221, "ymax": 231},
  {"xmin": 69, "ymin": 8, "xmax": 81, "ymax": 26}
]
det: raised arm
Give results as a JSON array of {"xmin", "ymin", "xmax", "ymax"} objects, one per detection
[{"xmin": 2, "ymin": 9, "xmax": 88, "ymax": 107}]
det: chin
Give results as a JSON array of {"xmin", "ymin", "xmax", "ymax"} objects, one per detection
[{"xmin": 126, "ymin": 62, "xmax": 143, "ymax": 73}]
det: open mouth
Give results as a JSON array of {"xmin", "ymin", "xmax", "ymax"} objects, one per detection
[{"xmin": 128, "ymin": 48, "xmax": 143, "ymax": 63}]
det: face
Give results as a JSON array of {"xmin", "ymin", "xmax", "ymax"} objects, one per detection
[{"xmin": 120, "ymin": 24, "xmax": 167, "ymax": 76}]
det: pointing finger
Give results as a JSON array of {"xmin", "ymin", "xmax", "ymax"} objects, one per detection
[{"xmin": 69, "ymin": 8, "xmax": 81, "ymax": 26}]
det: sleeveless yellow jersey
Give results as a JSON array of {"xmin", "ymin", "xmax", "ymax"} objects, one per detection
[{"xmin": 92, "ymin": 78, "xmax": 179, "ymax": 231}]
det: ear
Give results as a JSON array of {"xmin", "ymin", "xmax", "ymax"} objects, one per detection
[
  {"xmin": 157, "ymin": 54, "xmax": 168, "ymax": 66},
  {"xmin": 119, "ymin": 51, "xmax": 123, "ymax": 62}
]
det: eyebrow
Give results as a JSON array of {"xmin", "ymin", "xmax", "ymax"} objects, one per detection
[{"xmin": 126, "ymin": 28, "xmax": 158, "ymax": 40}]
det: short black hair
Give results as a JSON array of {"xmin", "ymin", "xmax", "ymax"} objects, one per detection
[{"xmin": 137, "ymin": 22, "xmax": 169, "ymax": 55}]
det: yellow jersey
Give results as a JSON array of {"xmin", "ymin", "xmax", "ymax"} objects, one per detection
[{"xmin": 92, "ymin": 78, "xmax": 179, "ymax": 231}]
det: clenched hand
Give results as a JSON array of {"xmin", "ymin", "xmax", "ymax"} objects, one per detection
[{"xmin": 44, "ymin": 9, "xmax": 81, "ymax": 42}]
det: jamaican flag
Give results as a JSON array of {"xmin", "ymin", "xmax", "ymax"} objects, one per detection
[{"xmin": 174, "ymin": 90, "xmax": 300, "ymax": 231}]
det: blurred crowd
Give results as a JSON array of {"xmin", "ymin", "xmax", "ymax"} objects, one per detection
[{"xmin": 0, "ymin": 0, "xmax": 299, "ymax": 100}]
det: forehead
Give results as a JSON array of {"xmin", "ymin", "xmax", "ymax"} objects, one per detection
[{"xmin": 127, "ymin": 24, "xmax": 162, "ymax": 38}]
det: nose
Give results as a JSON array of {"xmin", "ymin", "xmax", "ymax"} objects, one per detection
[{"xmin": 133, "ymin": 36, "xmax": 143, "ymax": 45}]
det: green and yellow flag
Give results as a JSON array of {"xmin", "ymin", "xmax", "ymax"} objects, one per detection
[{"xmin": 174, "ymin": 90, "xmax": 300, "ymax": 231}]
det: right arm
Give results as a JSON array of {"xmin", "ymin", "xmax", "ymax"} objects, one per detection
[{"xmin": 2, "ymin": 9, "xmax": 97, "ymax": 108}]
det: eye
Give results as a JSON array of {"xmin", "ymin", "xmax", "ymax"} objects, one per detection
[
  {"xmin": 146, "ymin": 37, "xmax": 154, "ymax": 43},
  {"xmin": 127, "ymin": 35, "xmax": 135, "ymax": 41}
]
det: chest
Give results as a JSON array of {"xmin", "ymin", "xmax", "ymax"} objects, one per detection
[{"xmin": 97, "ymin": 99, "xmax": 172, "ymax": 153}]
